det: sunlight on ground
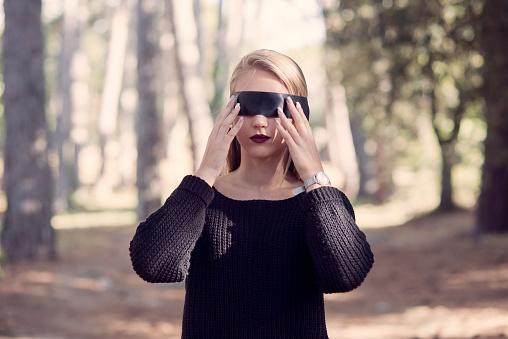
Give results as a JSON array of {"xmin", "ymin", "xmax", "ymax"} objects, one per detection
[
  {"xmin": 444, "ymin": 266, "xmax": 508, "ymax": 290},
  {"xmin": 52, "ymin": 210, "xmax": 137, "ymax": 229},
  {"xmin": 104, "ymin": 319, "xmax": 180, "ymax": 339},
  {"xmin": 327, "ymin": 306, "xmax": 508, "ymax": 339}
]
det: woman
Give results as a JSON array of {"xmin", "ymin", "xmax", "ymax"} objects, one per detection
[{"xmin": 129, "ymin": 49, "xmax": 374, "ymax": 339}]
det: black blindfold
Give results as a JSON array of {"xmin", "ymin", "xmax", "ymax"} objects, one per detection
[{"xmin": 232, "ymin": 91, "xmax": 310, "ymax": 120}]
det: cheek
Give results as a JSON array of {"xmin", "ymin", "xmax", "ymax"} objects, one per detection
[{"xmin": 234, "ymin": 118, "xmax": 248, "ymax": 140}]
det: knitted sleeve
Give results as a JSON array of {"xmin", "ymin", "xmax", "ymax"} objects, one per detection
[
  {"xmin": 302, "ymin": 186, "xmax": 374, "ymax": 294},
  {"xmin": 129, "ymin": 174, "xmax": 214, "ymax": 283}
]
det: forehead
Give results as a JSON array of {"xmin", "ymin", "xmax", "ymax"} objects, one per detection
[{"xmin": 233, "ymin": 68, "xmax": 289, "ymax": 94}]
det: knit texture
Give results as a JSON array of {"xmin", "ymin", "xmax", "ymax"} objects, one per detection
[{"xmin": 129, "ymin": 174, "xmax": 374, "ymax": 339}]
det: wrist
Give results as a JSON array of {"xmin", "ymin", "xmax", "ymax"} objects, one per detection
[
  {"xmin": 301, "ymin": 168, "xmax": 324, "ymax": 182},
  {"xmin": 302, "ymin": 170, "xmax": 331, "ymax": 190},
  {"xmin": 194, "ymin": 167, "xmax": 218, "ymax": 187}
]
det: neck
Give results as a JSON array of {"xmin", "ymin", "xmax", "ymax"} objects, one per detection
[{"xmin": 232, "ymin": 149, "xmax": 294, "ymax": 191}]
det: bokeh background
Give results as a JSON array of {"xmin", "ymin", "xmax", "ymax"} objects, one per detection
[{"xmin": 0, "ymin": 0, "xmax": 507, "ymax": 338}]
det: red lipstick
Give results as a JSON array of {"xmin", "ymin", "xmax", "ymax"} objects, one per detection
[{"xmin": 250, "ymin": 134, "xmax": 271, "ymax": 143}]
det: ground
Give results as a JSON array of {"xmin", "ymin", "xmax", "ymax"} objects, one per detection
[{"xmin": 0, "ymin": 210, "xmax": 507, "ymax": 339}]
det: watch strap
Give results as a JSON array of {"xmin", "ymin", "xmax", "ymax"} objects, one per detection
[{"xmin": 292, "ymin": 185, "xmax": 306, "ymax": 196}]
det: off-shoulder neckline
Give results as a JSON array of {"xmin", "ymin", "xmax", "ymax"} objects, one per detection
[{"xmin": 211, "ymin": 185, "xmax": 305, "ymax": 204}]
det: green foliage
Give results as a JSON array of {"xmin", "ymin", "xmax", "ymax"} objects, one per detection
[{"xmin": 325, "ymin": 0, "xmax": 486, "ymax": 201}]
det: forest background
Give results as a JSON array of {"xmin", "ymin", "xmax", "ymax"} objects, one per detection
[{"xmin": 0, "ymin": 0, "xmax": 507, "ymax": 338}]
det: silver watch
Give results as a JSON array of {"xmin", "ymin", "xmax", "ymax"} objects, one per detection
[{"xmin": 303, "ymin": 171, "xmax": 331, "ymax": 189}]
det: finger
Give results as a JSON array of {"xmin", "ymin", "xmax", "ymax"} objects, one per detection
[
  {"xmin": 226, "ymin": 116, "xmax": 244, "ymax": 139},
  {"xmin": 286, "ymin": 96, "xmax": 308, "ymax": 134},
  {"xmin": 216, "ymin": 94, "xmax": 238, "ymax": 124},
  {"xmin": 295, "ymin": 101, "xmax": 310, "ymax": 125},
  {"xmin": 275, "ymin": 118, "xmax": 297, "ymax": 148},
  {"xmin": 218, "ymin": 103, "xmax": 241, "ymax": 137},
  {"xmin": 223, "ymin": 102, "xmax": 241, "ymax": 125},
  {"xmin": 295, "ymin": 101, "xmax": 312, "ymax": 135},
  {"xmin": 277, "ymin": 107, "xmax": 302, "ymax": 144}
]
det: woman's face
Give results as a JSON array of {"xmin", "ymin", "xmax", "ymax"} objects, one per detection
[{"xmin": 232, "ymin": 68, "xmax": 293, "ymax": 159}]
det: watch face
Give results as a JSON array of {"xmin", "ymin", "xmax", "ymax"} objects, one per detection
[{"xmin": 316, "ymin": 172, "xmax": 330, "ymax": 185}]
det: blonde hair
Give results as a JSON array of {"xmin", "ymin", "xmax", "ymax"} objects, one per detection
[{"xmin": 223, "ymin": 49, "xmax": 308, "ymax": 182}]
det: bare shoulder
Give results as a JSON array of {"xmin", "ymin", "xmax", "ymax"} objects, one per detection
[
  {"xmin": 213, "ymin": 174, "xmax": 241, "ymax": 196},
  {"xmin": 213, "ymin": 174, "xmax": 235, "ymax": 192}
]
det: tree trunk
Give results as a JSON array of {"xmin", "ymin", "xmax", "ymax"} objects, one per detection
[
  {"xmin": 97, "ymin": 2, "xmax": 129, "ymax": 193},
  {"xmin": 117, "ymin": 0, "xmax": 138, "ymax": 188},
  {"xmin": 193, "ymin": 0, "xmax": 204, "ymax": 78},
  {"xmin": 350, "ymin": 117, "xmax": 370, "ymax": 198},
  {"xmin": 476, "ymin": 0, "xmax": 508, "ymax": 233},
  {"xmin": 167, "ymin": 0, "xmax": 214, "ymax": 171},
  {"xmin": 324, "ymin": 83, "xmax": 360, "ymax": 199},
  {"xmin": 136, "ymin": 0, "xmax": 164, "ymax": 219},
  {"xmin": 426, "ymin": 54, "xmax": 461, "ymax": 212},
  {"xmin": 210, "ymin": 0, "xmax": 246, "ymax": 115},
  {"xmin": 160, "ymin": 0, "xmax": 180, "ymax": 160},
  {"xmin": 321, "ymin": 2, "xmax": 360, "ymax": 199},
  {"xmin": 373, "ymin": 130, "xmax": 395, "ymax": 202},
  {"xmin": 438, "ymin": 143, "xmax": 456, "ymax": 211},
  {"xmin": 55, "ymin": 0, "xmax": 81, "ymax": 213},
  {"xmin": 1, "ymin": 0, "xmax": 56, "ymax": 262},
  {"xmin": 71, "ymin": 51, "xmax": 91, "ymax": 190}
]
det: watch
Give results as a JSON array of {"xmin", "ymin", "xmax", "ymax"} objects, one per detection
[{"xmin": 303, "ymin": 171, "xmax": 331, "ymax": 190}]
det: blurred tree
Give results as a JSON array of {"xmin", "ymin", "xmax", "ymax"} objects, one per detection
[
  {"xmin": 193, "ymin": 0, "xmax": 204, "ymax": 78},
  {"xmin": 97, "ymin": 1, "xmax": 130, "ymax": 193},
  {"xmin": 320, "ymin": 0, "xmax": 360, "ymax": 199},
  {"xmin": 167, "ymin": 0, "xmax": 213, "ymax": 171},
  {"xmin": 117, "ymin": 0, "xmax": 139, "ymax": 188},
  {"xmin": 325, "ymin": 0, "xmax": 398, "ymax": 202},
  {"xmin": 417, "ymin": 1, "xmax": 483, "ymax": 211},
  {"xmin": 477, "ymin": 0, "xmax": 508, "ymax": 233},
  {"xmin": 136, "ymin": 0, "xmax": 164, "ymax": 219},
  {"xmin": 55, "ymin": 0, "xmax": 84, "ymax": 212},
  {"xmin": 159, "ymin": 0, "xmax": 179, "ymax": 162},
  {"xmin": 326, "ymin": 0, "xmax": 483, "ymax": 208},
  {"xmin": 1, "ymin": 0, "xmax": 56, "ymax": 261},
  {"xmin": 210, "ymin": 0, "xmax": 246, "ymax": 115}
]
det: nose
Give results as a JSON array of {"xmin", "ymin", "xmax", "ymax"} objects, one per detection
[{"xmin": 252, "ymin": 114, "xmax": 268, "ymax": 128}]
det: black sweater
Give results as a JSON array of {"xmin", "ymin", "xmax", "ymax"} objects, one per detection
[{"xmin": 129, "ymin": 174, "xmax": 374, "ymax": 339}]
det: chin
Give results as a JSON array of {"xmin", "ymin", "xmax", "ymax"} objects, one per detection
[{"xmin": 239, "ymin": 142, "xmax": 286, "ymax": 159}]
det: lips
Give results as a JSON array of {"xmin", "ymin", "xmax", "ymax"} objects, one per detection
[{"xmin": 250, "ymin": 134, "xmax": 271, "ymax": 142}]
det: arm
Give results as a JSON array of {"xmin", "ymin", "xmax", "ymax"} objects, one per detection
[
  {"xmin": 129, "ymin": 174, "xmax": 214, "ymax": 283},
  {"xmin": 302, "ymin": 185, "xmax": 374, "ymax": 293}
]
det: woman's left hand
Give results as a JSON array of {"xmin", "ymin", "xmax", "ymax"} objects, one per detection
[{"xmin": 275, "ymin": 96, "xmax": 324, "ymax": 182}]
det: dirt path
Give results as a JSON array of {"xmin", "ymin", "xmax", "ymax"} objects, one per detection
[{"xmin": 1, "ymin": 210, "xmax": 507, "ymax": 339}]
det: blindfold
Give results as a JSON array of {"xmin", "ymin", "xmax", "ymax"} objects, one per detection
[{"xmin": 232, "ymin": 91, "xmax": 310, "ymax": 120}]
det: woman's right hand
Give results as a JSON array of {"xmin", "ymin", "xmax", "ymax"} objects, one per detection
[{"xmin": 195, "ymin": 95, "xmax": 243, "ymax": 186}]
